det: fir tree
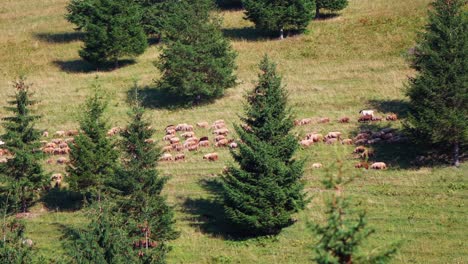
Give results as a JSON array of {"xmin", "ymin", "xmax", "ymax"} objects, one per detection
[
  {"xmin": 78, "ymin": 0, "xmax": 148, "ymax": 67},
  {"xmin": 66, "ymin": 0, "xmax": 96, "ymax": 31},
  {"xmin": 243, "ymin": 0, "xmax": 315, "ymax": 39},
  {"xmin": 66, "ymin": 204, "xmax": 137, "ymax": 264},
  {"xmin": 156, "ymin": 0, "xmax": 237, "ymax": 104},
  {"xmin": 114, "ymin": 89, "xmax": 178, "ymax": 263},
  {"xmin": 309, "ymin": 162, "xmax": 398, "ymax": 264},
  {"xmin": 406, "ymin": 0, "xmax": 467, "ymax": 167},
  {"xmin": 0, "ymin": 78, "xmax": 47, "ymax": 213},
  {"xmin": 0, "ymin": 218, "xmax": 34, "ymax": 263},
  {"xmin": 133, "ymin": 0, "xmax": 169, "ymax": 38},
  {"xmin": 315, "ymin": 0, "xmax": 348, "ymax": 19},
  {"xmin": 220, "ymin": 55, "xmax": 306, "ymax": 236},
  {"xmin": 67, "ymin": 85, "xmax": 119, "ymax": 201},
  {"xmin": 216, "ymin": 0, "xmax": 242, "ymax": 9}
]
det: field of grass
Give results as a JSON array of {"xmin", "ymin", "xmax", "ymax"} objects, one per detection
[{"xmin": 1, "ymin": 0, "xmax": 467, "ymax": 263}]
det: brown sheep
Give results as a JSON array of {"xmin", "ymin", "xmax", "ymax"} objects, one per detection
[
  {"xmin": 353, "ymin": 146, "xmax": 367, "ymax": 153},
  {"xmin": 371, "ymin": 116, "xmax": 383, "ymax": 122},
  {"xmin": 203, "ymin": 153, "xmax": 219, "ymax": 161},
  {"xmin": 370, "ymin": 162, "xmax": 387, "ymax": 170},
  {"xmin": 181, "ymin": 132, "xmax": 195, "ymax": 139},
  {"xmin": 358, "ymin": 115, "xmax": 373, "ymax": 122},
  {"xmin": 339, "ymin": 117, "xmax": 350, "ymax": 123},
  {"xmin": 174, "ymin": 153, "xmax": 185, "ymax": 161},
  {"xmin": 66, "ymin": 130, "xmax": 79, "ymax": 136},
  {"xmin": 318, "ymin": 117, "xmax": 330, "ymax": 124},
  {"xmin": 360, "ymin": 149, "xmax": 374, "ymax": 159},
  {"xmin": 56, "ymin": 157, "xmax": 69, "ymax": 165},
  {"xmin": 215, "ymin": 139, "xmax": 229, "ymax": 147},
  {"xmin": 163, "ymin": 134, "xmax": 174, "ymax": 141},
  {"xmin": 199, "ymin": 136, "xmax": 209, "ymax": 142},
  {"xmin": 306, "ymin": 133, "xmax": 324, "ymax": 142},
  {"xmin": 326, "ymin": 131, "xmax": 342, "ymax": 139},
  {"xmin": 165, "ymin": 125, "xmax": 176, "ymax": 133},
  {"xmin": 355, "ymin": 162, "xmax": 369, "ymax": 169},
  {"xmin": 166, "ymin": 128, "xmax": 176, "ymax": 135},
  {"xmin": 162, "ymin": 146, "xmax": 173, "ymax": 153},
  {"xmin": 59, "ymin": 143, "xmax": 69, "ymax": 149},
  {"xmin": 173, "ymin": 144, "xmax": 184, "ymax": 152},
  {"xmin": 51, "ymin": 139, "xmax": 63, "ymax": 145},
  {"xmin": 386, "ymin": 114, "xmax": 398, "ymax": 121},
  {"xmin": 341, "ymin": 139, "xmax": 353, "ymax": 145},
  {"xmin": 42, "ymin": 147, "xmax": 55, "ymax": 155},
  {"xmin": 187, "ymin": 144, "xmax": 199, "ymax": 151},
  {"xmin": 169, "ymin": 137, "xmax": 180, "ymax": 144}
]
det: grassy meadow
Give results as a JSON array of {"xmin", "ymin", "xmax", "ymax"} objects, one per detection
[{"xmin": 1, "ymin": 0, "xmax": 467, "ymax": 263}]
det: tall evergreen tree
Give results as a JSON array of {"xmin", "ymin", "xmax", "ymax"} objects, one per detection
[
  {"xmin": 315, "ymin": 0, "xmax": 348, "ymax": 19},
  {"xmin": 66, "ymin": 0, "xmax": 96, "ymax": 31},
  {"xmin": 243, "ymin": 0, "xmax": 315, "ymax": 39},
  {"xmin": 133, "ymin": 0, "xmax": 170, "ymax": 38},
  {"xmin": 156, "ymin": 0, "xmax": 237, "ymax": 104},
  {"xmin": 405, "ymin": 0, "xmax": 467, "ymax": 166},
  {"xmin": 0, "ymin": 78, "xmax": 47, "ymax": 213},
  {"xmin": 0, "ymin": 218, "xmax": 34, "ymax": 263},
  {"xmin": 309, "ymin": 162, "xmax": 398, "ymax": 263},
  {"xmin": 220, "ymin": 55, "xmax": 306, "ymax": 236},
  {"xmin": 216, "ymin": 0, "xmax": 242, "ymax": 9},
  {"xmin": 67, "ymin": 85, "xmax": 119, "ymax": 201},
  {"xmin": 77, "ymin": 0, "xmax": 148, "ymax": 67},
  {"xmin": 113, "ymin": 89, "xmax": 178, "ymax": 263}
]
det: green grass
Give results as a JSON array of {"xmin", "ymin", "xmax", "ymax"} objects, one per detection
[{"xmin": 1, "ymin": 0, "xmax": 467, "ymax": 263}]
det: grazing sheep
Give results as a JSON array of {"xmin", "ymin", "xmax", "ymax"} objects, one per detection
[
  {"xmin": 160, "ymin": 153, "xmax": 173, "ymax": 161},
  {"xmin": 214, "ymin": 119, "xmax": 225, "ymax": 125},
  {"xmin": 318, "ymin": 117, "xmax": 330, "ymax": 124},
  {"xmin": 355, "ymin": 162, "xmax": 369, "ymax": 169},
  {"xmin": 306, "ymin": 133, "xmax": 324, "ymax": 142},
  {"xmin": 199, "ymin": 140, "xmax": 210, "ymax": 147},
  {"xmin": 342, "ymin": 139, "xmax": 353, "ymax": 145},
  {"xmin": 215, "ymin": 139, "xmax": 229, "ymax": 147},
  {"xmin": 42, "ymin": 131, "xmax": 49, "ymax": 138},
  {"xmin": 175, "ymin": 153, "xmax": 185, "ymax": 161},
  {"xmin": 163, "ymin": 134, "xmax": 174, "ymax": 141},
  {"xmin": 58, "ymin": 143, "xmax": 69, "ymax": 149},
  {"xmin": 339, "ymin": 117, "xmax": 350, "ymax": 123},
  {"xmin": 294, "ymin": 118, "xmax": 312, "ymax": 126},
  {"xmin": 371, "ymin": 116, "xmax": 383, "ymax": 122},
  {"xmin": 215, "ymin": 135, "xmax": 226, "ymax": 142},
  {"xmin": 370, "ymin": 162, "xmax": 387, "ymax": 170},
  {"xmin": 0, "ymin": 158, "xmax": 7, "ymax": 163},
  {"xmin": 56, "ymin": 157, "xmax": 69, "ymax": 165},
  {"xmin": 165, "ymin": 125, "xmax": 176, "ymax": 132},
  {"xmin": 203, "ymin": 153, "xmax": 219, "ymax": 161},
  {"xmin": 386, "ymin": 114, "xmax": 398, "ymax": 121},
  {"xmin": 358, "ymin": 115, "xmax": 373, "ymax": 122},
  {"xmin": 65, "ymin": 138, "xmax": 75, "ymax": 143},
  {"xmin": 325, "ymin": 138, "xmax": 338, "ymax": 144},
  {"xmin": 162, "ymin": 146, "xmax": 173, "ymax": 153},
  {"xmin": 66, "ymin": 130, "xmax": 79, "ymax": 136},
  {"xmin": 51, "ymin": 138, "xmax": 63, "ymax": 145},
  {"xmin": 326, "ymin": 131, "xmax": 342, "ymax": 139},
  {"xmin": 360, "ymin": 149, "xmax": 374, "ymax": 159},
  {"xmin": 169, "ymin": 137, "xmax": 180, "ymax": 144},
  {"xmin": 211, "ymin": 123, "xmax": 226, "ymax": 130},
  {"xmin": 181, "ymin": 132, "xmax": 195, "ymax": 139},
  {"xmin": 187, "ymin": 144, "xmax": 199, "ymax": 151},
  {"xmin": 197, "ymin": 122, "xmax": 209, "ymax": 128},
  {"xmin": 229, "ymin": 142, "xmax": 238, "ymax": 149},
  {"xmin": 173, "ymin": 144, "xmax": 184, "ymax": 152},
  {"xmin": 42, "ymin": 147, "xmax": 54, "ymax": 155},
  {"xmin": 354, "ymin": 133, "xmax": 370, "ymax": 140},
  {"xmin": 359, "ymin": 110, "xmax": 374, "ymax": 117},
  {"xmin": 300, "ymin": 139, "xmax": 314, "ymax": 147},
  {"xmin": 354, "ymin": 146, "xmax": 367, "ymax": 153},
  {"xmin": 183, "ymin": 140, "xmax": 197, "ymax": 149},
  {"xmin": 354, "ymin": 139, "xmax": 368, "ymax": 145},
  {"xmin": 213, "ymin": 128, "xmax": 229, "ymax": 136},
  {"xmin": 241, "ymin": 124, "xmax": 253, "ymax": 132},
  {"xmin": 312, "ymin": 163, "xmax": 323, "ymax": 169}
]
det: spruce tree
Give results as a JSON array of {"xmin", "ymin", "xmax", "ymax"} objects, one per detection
[
  {"xmin": 216, "ymin": 0, "xmax": 242, "ymax": 9},
  {"xmin": 220, "ymin": 55, "xmax": 306, "ymax": 236},
  {"xmin": 315, "ymin": 0, "xmax": 348, "ymax": 19},
  {"xmin": 133, "ymin": 0, "xmax": 169, "ymax": 38},
  {"xmin": 309, "ymin": 162, "xmax": 398, "ymax": 264},
  {"xmin": 0, "ymin": 219, "xmax": 34, "ymax": 263},
  {"xmin": 406, "ymin": 0, "xmax": 467, "ymax": 166},
  {"xmin": 66, "ymin": 0, "xmax": 96, "ymax": 31},
  {"xmin": 242, "ymin": 0, "xmax": 315, "ymax": 39},
  {"xmin": 78, "ymin": 0, "xmax": 148, "ymax": 67},
  {"xmin": 0, "ymin": 78, "xmax": 46, "ymax": 213},
  {"xmin": 67, "ymin": 86, "xmax": 119, "ymax": 201},
  {"xmin": 156, "ymin": 0, "xmax": 237, "ymax": 104},
  {"xmin": 113, "ymin": 90, "xmax": 178, "ymax": 263}
]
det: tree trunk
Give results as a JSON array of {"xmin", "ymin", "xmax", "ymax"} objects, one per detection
[
  {"xmin": 279, "ymin": 29, "xmax": 284, "ymax": 40},
  {"xmin": 454, "ymin": 142, "xmax": 460, "ymax": 167},
  {"xmin": 315, "ymin": 6, "xmax": 321, "ymax": 19}
]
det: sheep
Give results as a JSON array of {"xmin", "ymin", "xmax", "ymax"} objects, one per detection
[
  {"xmin": 197, "ymin": 122, "xmax": 209, "ymax": 128},
  {"xmin": 386, "ymin": 114, "xmax": 398, "ymax": 121},
  {"xmin": 354, "ymin": 146, "xmax": 367, "ymax": 153},
  {"xmin": 165, "ymin": 125, "xmax": 176, "ymax": 133},
  {"xmin": 354, "ymin": 139, "xmax": 368, "ymax": 145},
  {"xmin": 370, "ymin": 162, "xmax": 387, "ymax": 170},
  {"xmin": 176, "ymin": 124, "xmax": 193, "ymax": 132},
  {"xmin": 325, "ymin": 138, "xmax": 338, "ymax": 144},
  {"xmin": 187, "ymin": 144, "xmax": 199, "ymax": 151},
  {"xmin": 0, "ymin": 158, "xmax": 7, "ymax": 163},
  {"xmin": 160, "ymin": 153, "xmax": 173, "ymax": 161},
  {"xmin": 360, "ymin": 149, "xmax": 374, "ymax": 159},
  {"xmin": 300, "ymin": 139, "xmax": 314, "ymax": 147},
  {"xmin": 64, "ymin": 138, "xmax": 75, "ymax": 143},
  {"xmin": 181, "ymin": 132, "xmax": 195, "ymax": 139},
  {"xmin": 56, "ymin": 157, "xmax": 69, "ymax": 165},
  {"xmin": 42, "ymin": 147, "xmax": 54, "ymax": 155},
  {"xmin": 51, "ymin": 138, "xmax": 63, "ymax": 145},
  {"xmin": 326, "ymin": 131, "xmax": 342, "ymax": 139},
  {"xmin": 355, "ymin": 162, "xmax": 369, "ymax": 169},
  {"xmin": 174, "ymin": 153, "xmax": 185, "ymax": 161},
  {"xmin": 211, "ymin": 123, "xmax": 226, "ymax": 130},
  {"xmin": 306, "ymin": 133, "xmax": 324, "ymax": 142},
  {"xmin": 213, "ymin": 128, "xmax": 229, "ymax": 136},
  {"xmin": 359, "ymin": 110, "xmax": 374, "ymax": 117},
  {"xmin": 241, "ymin": 124, "xmax": 253, "ymax": 132},
  {"xmin": 51, "ymin": 173, "xmax": 63, "ymax": 187},
  {"xmin": 312, "ymin": 163, "xmax": 323, "ymax": 169},
  {"xmin": 55, "ymin": 131, "xmax": 65, "ymax": 137},
  {"xmin": 199, "ymin": 140, "xmax": 210, "ymax": 147},
  {"xmin": 341, "ymin": 139, "xmax": 353, "ymax": 145},
  {"xmin": 172, "ymin": 144, "xmax": 184, "ymax": 152},
  {"xmin": 318, "ymin": 117, "xmax": 330, "ymax": 124},
  {"xmin": 339, "ymin": 117, "xmax": 350, "ymax": 123},
  {"xmin": 183, "ymin": 140, "xmax": 197, "ymax": 149},
  {"xmin": 294, "ymin": 118, "xmax": 312, "ymax": 126},
  {"xmin": 203, "ymin": 153, "xmax": 218, "ymax": 161},
  {"xmin": 214, "ymin": 119, "xmax": 225, "ymax": 125},
  {"xmin": 166, "ymin": 128, "xmax": 176, "ymax": 135},
  {"xmin": 163, "ymin": 134, "xmax": 174, "ymax": 141},
  {"xmin": 358, "ymin": 115, "xmax": 373, "ymax": 122},
  {"xmin": 215, "ymin": 139, "xmax": 229, "ymax": 147},
  {"xmin": 66, "ymin": 130, "xmax": 79, "ymax": 136},
  {"xmin": 42, "ymin": 131, "xmax": 49, "ymax": 138},
  {"xmin": 162, "ymin": 146, "xmax": 173, "ymax": 153},
  {"xmin": 215, "ymin": 135, "xmax": 226, "ymax": 142},
  {"xmin": 58, "ymin": 142, "xmax": 69, "ymax": 149},
  {"xmin": 107, "ymin": 127, "xmax": 121, "ymax": 136},
  {"xmin": 229, "ymin": 142, "xmax": 238, "ymax": 149},
  {"xmin": 354, "ymin": 133, "xmax": 370, "ymax": 140},
  {"xmin": 169, "ymin": 137, "xmax": 180, "ymax": 144},
  {"xmin": 371, "ymin": 116, "xmax": 383, "ymax": 122}
]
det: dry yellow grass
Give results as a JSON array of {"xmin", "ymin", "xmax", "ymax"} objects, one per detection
[{"xmin": 1, "ymin": 0, "xmax": 467, "ymax": 263}]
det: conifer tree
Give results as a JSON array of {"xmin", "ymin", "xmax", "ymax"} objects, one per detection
[
  {"xmin": 0, "ymin": 218, "xmax": 34, "ymax": 263},
  {"xmin": 67, "ymin": 85, "xmax": 119, "ymax": 201},
  {"xmin": 113, "ymin": 89, "xmax": 178, "ymax": 262},
  {"xmin": 243, "ymin": 0, "xmax": 315, "ymax": 39},
  {"xmin": 406, "ymin": 0, "xmax": 467, "ymax": 167},
  {"xmin": 133, "ymin": 0, "xmax": 169, "ymax": 38},
  {"xmin": 309, "ymin": 162, "xmax": 398, "ymax": 264},
  {"xmin": 220, "ymin": 55, "xmax": 306, "ymax": 236},
  {"xmin": 156, "ymin": 0, "xmax": 237, "ymax": 104},
  {"xmin": 66, "ymin": 204, "xmax": 137, "ymax": 264},
  {"xmin": 0, "ymin": 78, "xmax": 46, "ymax": 213},
  {"xmin": 77, "ymin": 0, "xmax": 148, "ymax": 67},
  {"xmin": 66, "ymin": 0, "xmax": 96, "ymax": 31},
  {"xmin": 216, "ymin": 0, "xmax": 242, "ymax": 9},
  {"xmin": 315, "ymin": 0, "xmax": 348, "ymax": 18}
]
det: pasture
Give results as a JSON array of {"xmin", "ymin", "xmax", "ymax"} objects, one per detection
[{"xmin": 0, "ymin": 0, "xmax": 467, "ymax": 263}]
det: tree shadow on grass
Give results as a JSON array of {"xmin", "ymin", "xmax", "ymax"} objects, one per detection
[
  {"xmin": 42, "ymin": 188, "xmax": 83, "ymax": 212},
  {"xmin": 34, "ymin": 32, "xmax": 85, "ymax": 43},
  {"xmin": 222, "ymin": 27, "xmax": 271, "ymax": 41},
  {"xmin": 314, "ymin": 13, "xmax": 340, "ymax": 21},
  {"xmin": 368, "ymin": 99, "xmax": 410, "ymax": 118},
  {"xmin": 53, "ymin": 59, "xmax": 136, "ymax": 74}
]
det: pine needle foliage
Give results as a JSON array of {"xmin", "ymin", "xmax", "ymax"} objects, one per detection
[
  {"xmin": 114, "ymin": 89, "xmax": 178, "ymax": 263},
  {"xmin": 156, "ymin": 0, "xmax": 237, "ymax": 105},
  {"xmin": 221, "ymin": 55, "xmax": 306, "ymax": 236},
  {"xmin": 0, "ymin": 219, "xmax": 34, "ymax": 263},
  {"xmin": 0, "ymin": 78, "xmax": 46, "ymax": 213},
  {"xmin": 67, "ymin": 85, "xmax": 119, "ymax": 201},
  {"xmin": 76, "ymin": 0, "xmax": 148, "ymax": 67},
  {"xmin": 405, "ymin": 0, "xmax": 468, "ymax": 166},
  {"xmin": 243, "ymin": 0, "xmax": 315, "ymax": 38},
  {"xmin": 315, "ymin": 0, "xmax": 348, "ymax": 18},
  {"xmin": 309, "ymin": 162, "xmax": 398, "ymax": 264}
]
